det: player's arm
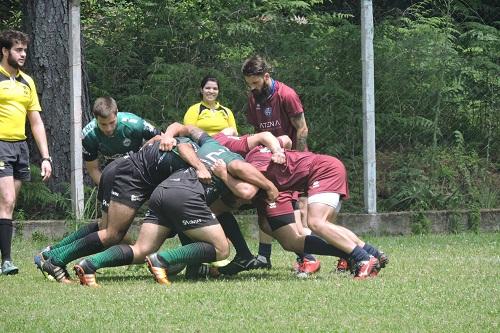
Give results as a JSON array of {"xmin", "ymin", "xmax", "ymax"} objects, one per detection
[
  {"xmin": 226, "ymin": 159, "xmax": 279, "ymax": 203},
  {"xmin": 176, "ymin": 142, "xmax": 211, "ymax": 184},
  {"xmin": 161, "ymin": 122, "xmax": 206, "ymax": 151},
  {"xmin": 27, "ymin": 111, "xmax": 52, "ymax": 181},
  {"xmin": 84, "ymin": 159, "xmax": 102, "ymax": 185},
  {"xmin": 246, "ymin": 132, "xmax": 286, "ymax": 164},
  {"xmin": 277, "ymin": 135, "xmax": 292, "ymax": 149},
  {"xmin": 211, "ymin": 159, "xmax": 258, "ymax": 200},
  {"xmin": 290, "ymin": 113, "xmax": 308, "ymax": 151}
]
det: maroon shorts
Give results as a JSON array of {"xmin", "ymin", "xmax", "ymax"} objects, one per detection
[{"xmin": 307, "ymin": 155, "xmax": 349, "ymax": 199}]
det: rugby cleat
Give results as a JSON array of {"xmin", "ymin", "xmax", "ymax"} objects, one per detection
[
  {"xmin": 335, "ymin": 258, "xmax": 350, "ymax": 273},
  {"xmin": 40, "ymin": 258, "xmax": 72, "ymax": 284},
  {"xmin": 145, "ymin": 253, "xmax": 171, "ymax": 286},
  {"xmin": 34, "ymin": 245, "xmax": 52, "ymax": 279},
  {"xmin": 74, "ymin": 259, "xmax": 100, "ymax": 287},
  {"xmin": 371, "ymin": 252, "xmax": 389, "ymax": 277},
  {"xmin": 1, "ymin": 260, "xmax": 19, "ymax": 275},
  {"xmin": 185, "ymin": 263, "xmax": 219, "ymax": 280},
  {"xmin": 295, "ymin": 258, "xmax": 321, "ymax": 278},
  {"xmin": 353, "ymin": 256, "xmax": 379, "ymax": 280},
  {"xmin": 217, "ymin": 255, "xmax": 271, "ymax": 276}
]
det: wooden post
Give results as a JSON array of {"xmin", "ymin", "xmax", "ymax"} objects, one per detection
[
  {"xmin": 361, "ymin": 0, "xmax": 377, "ymax": 213},
  {"xmin": 68, "ymin": 0, "xmax": 84, "ymax": 219}
]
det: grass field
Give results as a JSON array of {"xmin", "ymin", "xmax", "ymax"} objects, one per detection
[{"xmin": 0, "ymin": 233, "xmax": 498, "ymax": 332}]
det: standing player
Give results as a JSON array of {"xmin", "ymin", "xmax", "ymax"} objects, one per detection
[
  {"xmin": 0, "ymin": 30, "xmax": 52, "ymax": 275},
  {"xmin": 242, "ymin": 55, "xmax": 315, "ymax": 270}
]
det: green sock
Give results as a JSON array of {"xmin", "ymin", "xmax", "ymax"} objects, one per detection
[
  {"xmin": 48, "ymin": 232, "xmax": 105, "ymax": 266},
  {"xmin": 48, "ymin": 222, "xmax": 99, "ymax": 253},
  {"xmin": 158, "ymin": 242, "xmax": 216, "ymax": 266},
  {"xmin": 87, "ymin": 244, "xmax": 134, "ymax": 270}
]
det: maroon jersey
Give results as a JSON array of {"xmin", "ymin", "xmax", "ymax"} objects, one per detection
[
  {"xmin": 212, "ymin": 132, "xmax": 251, "ymax": 157},
  {"xmin": 245, "ymin": 147, "xmax": 349, "ymax": 199},
  {"xmin": 213, "ymin": 132, "xmax": 285, "ymax": 158},
  {"xmin": 246, "ymin": 80, "xmax": 304, "ymax": 149}
]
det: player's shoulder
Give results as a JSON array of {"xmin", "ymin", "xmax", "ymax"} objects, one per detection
[
  {"xmin": 118, "ymin": 112, "xmax": 143, "ymax": 124},
  {"xmin": 82, "ymin": 119, "xmax": 98, "ymax": 139},
  {"xmin": 276, "ymin": 80, "xmax": 298, "ymax": 96}
]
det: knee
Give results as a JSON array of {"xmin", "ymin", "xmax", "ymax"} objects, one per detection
[
  {"xmin": 100, "ymin": 229, "xmax": 126, "ymax": 246},
  {"xmin": 215, "ymin": 241, "xmax": 230, "ymax": 260},
  {"xmin": 307, "ymin": 219, "xmax": 323, "ymax": 233}
]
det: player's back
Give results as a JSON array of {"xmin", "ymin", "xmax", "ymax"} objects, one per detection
[{"xmin": 245, "ymin": 146, "xmax": 315, "ymax": 192}]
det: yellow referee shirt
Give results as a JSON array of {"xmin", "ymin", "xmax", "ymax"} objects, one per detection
[{"xmin": 0, "ymin": 65, "xmax": 42, "ymax": 141}]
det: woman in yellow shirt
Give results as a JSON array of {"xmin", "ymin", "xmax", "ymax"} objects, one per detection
[{"xmin": 183, "ymin": 76, "xmax": 237, "ymax": 135}]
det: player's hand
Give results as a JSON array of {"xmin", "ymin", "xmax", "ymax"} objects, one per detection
[
  {"xmin": 144, "ymin": 135, "xmax": 162, "ymax": 147},
  {"xmin": 271, "ymin": 150, "xmax": 286, "ymax": 164},
  {"xmin": 159, "ymin": 134, "xmax": 177, "ymax": 151},
  {"xmin": 40, "ymin": 160, "xmax": 52, "ymax": 181},
  {"xmin": 265, "ymin": 184, "xmax": 279, "ymax": 203},
  {"xmin": 196, "ymin": 165, "xmax": 212, "ymax": 184},
  {"xmin": 210, "ymin": 159, "xmax": 228, "ymax": 180}
]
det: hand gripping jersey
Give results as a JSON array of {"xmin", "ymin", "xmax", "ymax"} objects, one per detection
[{"xmin": 82, "ymin": 112, "xmax": 160, "ymax": 164}]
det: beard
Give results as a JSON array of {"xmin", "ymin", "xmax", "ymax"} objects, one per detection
[
  {"xmin": 7, "ymin": 52, "xmax": 22, "ymax": 69},
  {"xmin": 251, "ymin": 80, "xmax": 270, "ymax": 104}
]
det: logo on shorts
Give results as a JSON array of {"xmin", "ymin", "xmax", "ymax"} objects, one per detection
[
  {"xmin": 0, "ymin": 161, "xmax": 4, "ymax": 170},
  {"xmin": 111, "ymin": 190, "xmax": 119, "ymax": 197},
  {"xmin": 182, "ymin": 218, "xmax": 202, "ymax": 226},
  {"xmin": 102, "ymin": 200, "xmax": 109, "ymax": 207},
  {"xmin": 268, "ymin": 202, "xmax": 277, "ymax": 209},
  {"xmin": 123, "ymin": 138, "xmax": 131, "ymax": 147},
  {"xmin": 312, "ymin": 181, "xmax": 320, "ymax": 188},
  {"xmin": 130, "ymin": 194, "xmax": 144, "ymax": 202}
]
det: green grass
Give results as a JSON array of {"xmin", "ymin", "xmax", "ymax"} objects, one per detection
[{"xmin": 0, "ymin": 233, "xmax": 498, "ymax": 332}]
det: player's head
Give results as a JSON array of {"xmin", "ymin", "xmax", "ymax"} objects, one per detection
[
  {"xmin": 241, "ymin": 55, "xmax": 272, "ymax": 103},
  {"xmin": 0, "ymin": 30, "xmax": 30, "ymax": 69},
  {"xmin": 93, "ymin": 96, "xmax": 118, "ymax": 136},
  {"xmin": 199, "ymin": 75, "xmax": 219, "ymax": 104}
]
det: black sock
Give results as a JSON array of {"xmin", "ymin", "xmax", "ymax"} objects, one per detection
[
  {"xmin": 217, "ymin": 212, "xmax": 252, "ymax": 259},
  {"xmin": 0, "ymin": 218, "xmax": 13, "ymax": 262},
  {"xmin": 349, "ymin": 245, "xmax": 370, "ymax": 262},
  {"xmin": 363, "ymin": 243, "xmax": 381, "ymax": 258},
  {"xmin": 258, "ymin": 242, "xmax": 272, "ymax": 259},
  {"xmin": 303, "ymin": 235, "xmax": 349, "ymax": 258}
]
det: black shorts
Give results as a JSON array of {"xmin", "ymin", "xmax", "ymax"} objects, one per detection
[
  {"xmin": 108, "ymin": 157, "xmax": 155, "ymax": 210},
  {"xmin": 142, "ymin": 209, "xmax": 178, "ymax": 238},
  {"xmin": 0, "ymin": 140, "xmax": 31, "ymax": 181},
  {"xmin": 148, "ymin": 169, "xmax": 218, "ymax": 232},
  {"xmin": 267, "ymin": 213, "xmax": 295, "ymax": 232},
  {"xmin": 97, "ymin": 158, "xmax": 122, "ymax": 212}
]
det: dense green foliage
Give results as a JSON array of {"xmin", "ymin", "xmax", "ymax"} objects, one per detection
[
  {"xmin": 79, "ymin": 0, "xmax": 498, "ymax": 214},
  {"xmin": 1, "ymin": 234, "xmax": 498, "ymax": 332},
  {"xmin": 2, "ymin": 1, "xmax": 498, "ymax": 217}
]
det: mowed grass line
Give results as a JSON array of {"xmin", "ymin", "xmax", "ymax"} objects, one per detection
[{"xmin": 0, "ymin": 233, "xmax": 498, "ymax": 332}]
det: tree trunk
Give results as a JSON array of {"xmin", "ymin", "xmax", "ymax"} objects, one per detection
[{"xmin": 22, "ymin": 0, "xmax": 91, "ymax": 190}]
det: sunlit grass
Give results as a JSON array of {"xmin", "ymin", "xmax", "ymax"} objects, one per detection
[{"xmin": 0, "ymin": 233, "xmax": 498, "ymax": 332}]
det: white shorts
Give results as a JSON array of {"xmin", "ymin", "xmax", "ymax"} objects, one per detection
[{"xmin": 308, "ymin": 192, "xmax": 342, "ymax": 212}]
